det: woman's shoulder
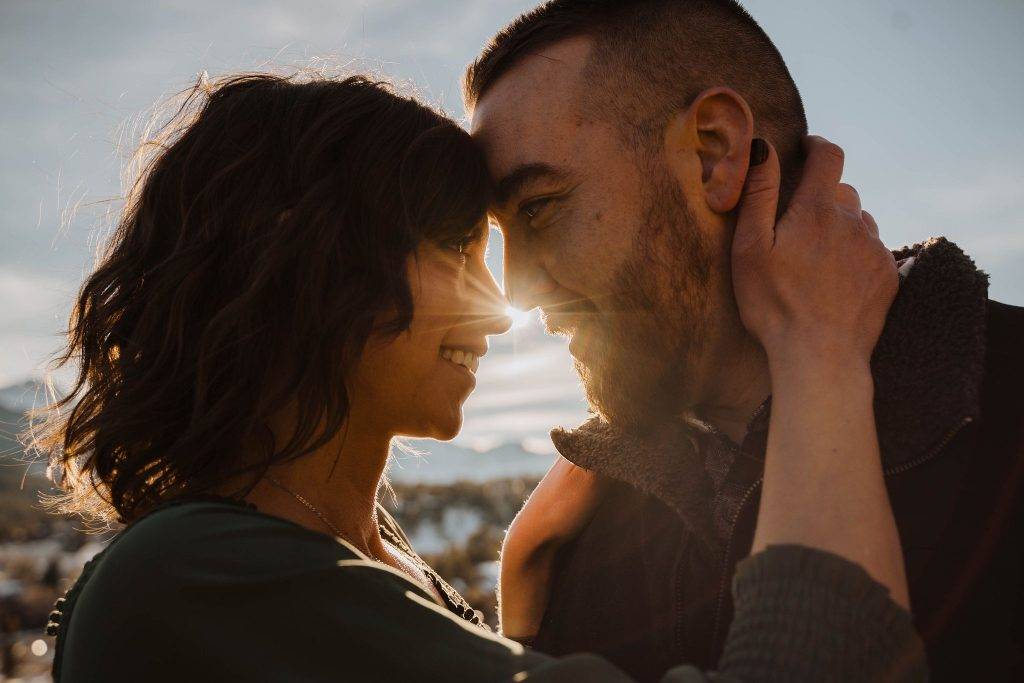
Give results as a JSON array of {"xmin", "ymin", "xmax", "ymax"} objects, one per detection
[
  {"xmin": 89, "ymin": 499, "xmax": 374, "ymax": 593},
  {"xmin": 58, "ymin": 500, "xmax": 508, "ymax": 681},
  {"xmin": 61, "ymin": 502, "xmax": 661, "ymax": 682},
  {"xmin": 66, "ymin": 500, "xmax": 440, "ymax": 638}
]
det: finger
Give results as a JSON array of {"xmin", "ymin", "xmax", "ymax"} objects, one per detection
[
  {"xmin": 836, "ymin": 183, "xmax": 861, "ymax": 216},
  {"xmin": 861, "ymin": 209, "xmax": 879, "ymax": 237},
  {"xmin": 790, "ymin": 135, "xmax": 846, "ymax": 214},
  {"xmin": 734, "ymin": 137, "xmax": 781, "ymax": 253}
]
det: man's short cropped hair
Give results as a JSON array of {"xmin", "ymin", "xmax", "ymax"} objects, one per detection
[{"xmin": 465, "ymin": 0, "xmax": 808, "ymax": 204}]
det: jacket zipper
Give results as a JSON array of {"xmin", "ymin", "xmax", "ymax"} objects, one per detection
[
  {"xmin": 881, "ymin": 416, "xmax": 973, "ymax": 477},
  {"xmin": 672, "ymin": 540, "xmax": 687, "ymax": 656},
  {"xmin": 676, "ymin": 398, "xmax": 770, "ymax": 658},
  {"xmin": 704, "ymin": 414, "xmax": 973, "ymax": 658},
  {"xmin": 706, "ymin": 477, "xmax": 762, "ymax": 655}
]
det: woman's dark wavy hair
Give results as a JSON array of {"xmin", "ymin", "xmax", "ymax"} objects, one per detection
[{"xmin": 28, "ymin": 72, "xmax": 492, "ymax": 524}]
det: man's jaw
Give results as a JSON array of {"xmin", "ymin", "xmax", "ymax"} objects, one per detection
[
  {"xmin": 541, "ymin": 312, "xmax": 578, "ymax": 337},
  {"xmin": 538, "ymin": 295, "xmax": 600, "ymax": 337}
]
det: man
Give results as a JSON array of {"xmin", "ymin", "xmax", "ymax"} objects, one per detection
[{"xmin": 465, "ymin": 1, "xmax": 1024, "ymax": 680}]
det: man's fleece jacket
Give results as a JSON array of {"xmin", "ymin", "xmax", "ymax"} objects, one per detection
[{"xmin": 534, "ymin": 238, "xmax": 1024, "ymax": 682}]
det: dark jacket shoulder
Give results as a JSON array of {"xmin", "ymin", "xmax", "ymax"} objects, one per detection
[
  {"xmin": 986, "ymin": 299, "xmax": 1024, "ymax": 363},
  {"xmin": 99, "ymin": 500, "xmax": 362, "ymax": 583}
]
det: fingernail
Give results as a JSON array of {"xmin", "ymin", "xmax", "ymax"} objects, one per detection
[{"xmin": 749, "ymin": 138, "xmax": 768, "ymax": 167}]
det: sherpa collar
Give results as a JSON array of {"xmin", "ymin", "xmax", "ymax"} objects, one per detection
[{"xmin": 551, "ymin": 237, "xmax": 989, "ymax": 538}]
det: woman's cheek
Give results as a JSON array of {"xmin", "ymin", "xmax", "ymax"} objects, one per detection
[{"xmin": 416, "ymin": 259, "xmax": 464, "ymax": 318}]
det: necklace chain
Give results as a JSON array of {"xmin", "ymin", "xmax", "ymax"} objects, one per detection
[
  {"xmin": 266, "ymin": 477, "xmax": 386, "ymax": 564},
  {"xmin": 265, "ymin": 478, "xmax": 481, "ymax": 623}
]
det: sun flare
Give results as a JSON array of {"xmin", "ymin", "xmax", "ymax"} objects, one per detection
[{"xmin": 505, "ymin": 305, "xmax": 534, "ymax": 329}]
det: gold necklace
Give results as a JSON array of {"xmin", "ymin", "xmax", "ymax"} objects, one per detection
[{"xmin": 266, "ymin": 477, "xmax": 386, "ymax": 564}]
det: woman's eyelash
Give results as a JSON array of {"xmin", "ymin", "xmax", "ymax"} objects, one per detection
[{"xmin": 441, "ymin": 236, "xmax": 476, "ymax": 258}]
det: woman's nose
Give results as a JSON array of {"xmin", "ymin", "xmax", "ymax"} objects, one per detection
[{"xmin": 467, "ymin": 264, "xmax": 512, "ymax": 336}]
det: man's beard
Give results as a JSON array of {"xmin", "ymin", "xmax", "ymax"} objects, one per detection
[{"xmin": 573, "ymin": 167, "xmax": 713, "ymax": 432}]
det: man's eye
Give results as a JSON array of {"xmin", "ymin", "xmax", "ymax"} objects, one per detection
[{"xmin": 520, "ymin": 197, "xmax": 554, "ymax": 222}]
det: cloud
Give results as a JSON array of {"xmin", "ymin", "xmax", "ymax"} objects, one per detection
[
  {"xmin": 0, "ymin": 269, "xmax": 75, "ymax": 327},
  {"xmin": 0, "ymin": 269, "xmax": 76, "ymax": 387}
]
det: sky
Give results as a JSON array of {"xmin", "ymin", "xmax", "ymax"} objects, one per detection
[{"xmin": 2, "ymin": 0, "xmax": 1022, "ymax": 452}]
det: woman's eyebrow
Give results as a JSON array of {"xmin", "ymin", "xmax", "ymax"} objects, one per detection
[{"xmin": 494, "ymin": 162, "xmax": 569, "ymax": 206}]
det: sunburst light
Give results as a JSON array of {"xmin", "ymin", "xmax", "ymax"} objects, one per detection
[{"xmin": 505, "ymin": 305, "xmax": 534, "ymax": 329}]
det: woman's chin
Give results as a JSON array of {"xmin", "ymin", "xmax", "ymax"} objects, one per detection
[
  {"xmin": 402, "ymin": 409, "xmax": 464, "ymax": 442},
  {"xmin": 429, "ymin": 417, "xmax": 463, "ymax": 442}
]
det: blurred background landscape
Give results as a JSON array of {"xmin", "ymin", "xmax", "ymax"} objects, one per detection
[
  {"xmin": 2, "ymin": 0, "xmax": 1022, "ymax": 679},
  {"xmin": 0, "ymin": 376, "xmax": 554, "ymax": 680}
]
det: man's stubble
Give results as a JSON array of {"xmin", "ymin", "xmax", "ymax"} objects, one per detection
[{"xmin": 575, "ymin": 162, "xmax": 714, "ymax": 432}]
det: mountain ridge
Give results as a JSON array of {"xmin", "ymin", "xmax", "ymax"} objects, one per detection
[{"xmin": 0, "ymin": 378, "xmax": 556, "ymax": 486}]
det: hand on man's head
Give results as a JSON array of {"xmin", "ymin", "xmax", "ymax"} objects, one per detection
[{"xmin": 731, "ymin": 135, "xmax": 898, "ymax": 368}]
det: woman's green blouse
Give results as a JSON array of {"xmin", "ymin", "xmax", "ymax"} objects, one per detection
[{"xmin": 52, "ymin": 501, "xmax": 925, "ymax": 682}]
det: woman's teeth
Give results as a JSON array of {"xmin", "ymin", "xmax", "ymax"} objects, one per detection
[{"xmin": 440, "ymin": 347, "xmax": 479, "ymax": 373}]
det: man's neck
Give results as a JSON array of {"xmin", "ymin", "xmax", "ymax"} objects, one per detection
[{"xmin": 691, "ymin": 335, "xmax": 771, "ymax": 444}]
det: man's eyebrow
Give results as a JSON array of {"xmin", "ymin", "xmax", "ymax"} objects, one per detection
[{"xmin": 494, "ymin": 163, "xmax": 568, "ymax": 205}]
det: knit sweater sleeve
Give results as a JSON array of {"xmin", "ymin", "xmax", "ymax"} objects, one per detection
[{"xmin": 661, "ymin": 544, "xmax": 927, "ymax": 682}]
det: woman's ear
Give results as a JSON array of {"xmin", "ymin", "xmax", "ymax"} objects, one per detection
[{"xmin": 665, "ymin": 87, "xmax": 754, "ymax": 214}]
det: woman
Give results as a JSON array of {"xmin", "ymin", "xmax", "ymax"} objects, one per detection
[{"xmin": 34, "ymin": 73, "xmax": 922, "ymax": 681}]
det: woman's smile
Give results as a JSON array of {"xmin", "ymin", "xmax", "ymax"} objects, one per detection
[
  {"xmin": 439, "ymin": 347, "xmax": 481, "ymax": 373},
  {"xmin": 438, "ymin": 346, "xmax": 481, "ymax": 390}
]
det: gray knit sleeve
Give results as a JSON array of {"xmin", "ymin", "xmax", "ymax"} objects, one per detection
[
  {"xmin": 702, "ymin": 544, "xmax": 928, "ymax": 682},
  {"xmin": 524, "ymin": 546, "xmax": 926, "ymax": 682}
]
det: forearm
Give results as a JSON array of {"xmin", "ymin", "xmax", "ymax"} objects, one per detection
[
  {"xmin": 752, "ymin": 347, "xmax": 909, "ymax": 609},
  {"xmin": 496, "ymin": 458, "xmax": 608, "ymax": 640},
  {"xmin": 498, "ymin": 522, "xmax": 558, "ymax": 641}
]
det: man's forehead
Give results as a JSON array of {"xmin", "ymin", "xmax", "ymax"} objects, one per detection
[{"xmin": 470, "ymin": 37, "xmax": 593, "ymax": 177}]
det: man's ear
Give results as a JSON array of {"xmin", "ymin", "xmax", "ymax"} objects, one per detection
[{"xmin": 664, "ymin": 87, "xmax": 754, "ymax": 214}]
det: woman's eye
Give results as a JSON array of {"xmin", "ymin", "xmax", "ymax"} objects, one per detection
[{"xmin": 442, "ymin": 237, "xmax": 473, "ymax": 260}]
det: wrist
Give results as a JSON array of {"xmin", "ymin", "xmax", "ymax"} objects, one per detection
[
  {"xmin": 765, "ymin": 335, "xmax": 872, "ymax": 380},
  {"xmin": 768, "ymin": 351, "xmax": 874, "ymax": 400}
]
